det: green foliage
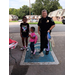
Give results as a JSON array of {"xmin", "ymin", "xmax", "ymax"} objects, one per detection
[
  {"xmin": 32, "ymin": 0, "xmax": 63, "ymax": 15},
  {"xmin": 9, "ymin": 0, "xmax": 62, "ymax": 19},
  {"xmin": 9, "ymin": 5, "xmax": 29, "ymax": 19}
]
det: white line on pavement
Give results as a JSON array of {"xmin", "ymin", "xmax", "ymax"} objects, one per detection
[{"xmin": 9, "ymin": 65, "xmax": 14, "ymax": 75}]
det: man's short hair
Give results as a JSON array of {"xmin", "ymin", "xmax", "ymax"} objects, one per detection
[{"xmin": 42, "ymin": 9, "xmax": 47, "ymax": 13}]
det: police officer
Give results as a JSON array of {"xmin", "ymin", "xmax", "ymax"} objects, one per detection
[{"xmin": 38, "ymin": 9, "xmax": 55, "ymax": 55}]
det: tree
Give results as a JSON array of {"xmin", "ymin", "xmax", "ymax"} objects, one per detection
[
  {"xmin": 18, "ymin": 5, "xmax": 29, "ymax": 18},
  {"xmin": 32, "ymin": 0, "xmax": 62, "ymax": 15},
  {"xmin": 9, "ymin": 8, "xmax": 15, "ymax": 14},
  {"xmin": 9, "ymin": 5, "xmax": 29, "ymax": 19},
  {"xmin": 58, "ymin": 6, "xmax": 62, "ymax": 9},
  {"xmin": 9, "ymin": 8, "xmax": 19, "ymax": 16}
]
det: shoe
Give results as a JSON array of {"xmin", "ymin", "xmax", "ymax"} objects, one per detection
[
  {"xmin": 39, "ymin": 51, "xmax": 42, "ymax": 53},
  {"xmin": 31, "ymin": 51, "xmax": 33, "ymax": 54},
  {"xmin": 20, "ymin": 47, "xmax": 25, "ymax": 51},
  {"xmin": 33, "ymin": 50, "xmax": 36, "ymax": 55},
  {"xmin": 39, "ymin": 52, "xmax": 44, "ymax": 57},
  {"xmin": 45, "ymin": 51, "xmax": 49, "ymax": 55},
  {"xmin": 26, "ymin": 47, "xmax": 29, "ymax": 51}
]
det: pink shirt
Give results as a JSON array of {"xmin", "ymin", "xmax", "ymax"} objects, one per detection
[{"xmin": 29, "ymin": 32, "xmax": 38, "ymax": 44}]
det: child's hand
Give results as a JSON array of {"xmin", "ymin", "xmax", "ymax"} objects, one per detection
[
  {"xmin": 29, "ymin": 34, "xmax": 31, "ymax": 37},
  {"xmin": 20, "ymin": 33, "xmax": 22, "ymax": 37}
]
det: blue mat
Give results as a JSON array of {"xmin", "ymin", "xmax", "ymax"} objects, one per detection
[{"xmin": 24, "ymin": 43, "xmax": 54, "ymax": 62}]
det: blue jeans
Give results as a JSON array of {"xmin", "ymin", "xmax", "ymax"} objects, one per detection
[{"xmin": 30, "ymin": 42, "xmax": 34, "ymax": 52}]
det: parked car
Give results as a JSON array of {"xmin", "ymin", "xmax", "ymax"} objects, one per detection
[
  {"xmin": 18, "ymin": 19, "xmax": 22, "ymax": 22},
  {"xmin": 62, "ymin": 18, "xmax": 65, "ymax": 24},
  {"xmin": 30, "ymin": 19, "xmax": 38, "ymax": 22}
]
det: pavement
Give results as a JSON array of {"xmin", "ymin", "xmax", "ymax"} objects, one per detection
[
  {"xmin": 9, "ymin": 23, "xmax": 65, "ymax": 75},
  {"xmin": 9, "ymin": 24, "xmax": 65, "ymax": 33}
]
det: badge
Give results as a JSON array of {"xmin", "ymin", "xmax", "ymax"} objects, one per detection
[{"xmin": 47, "ymin": 20, "xmax": 49, "ymax": 23}]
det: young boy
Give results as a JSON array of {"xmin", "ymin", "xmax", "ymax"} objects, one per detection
[{"xmin": 20, "ymin": 16, "xmax": 29, "ymax": 51}]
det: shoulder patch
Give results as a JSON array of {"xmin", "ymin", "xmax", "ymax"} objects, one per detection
[{"xmin": 51, "ymin": 19, "xmax": 54, "ymax": 22}]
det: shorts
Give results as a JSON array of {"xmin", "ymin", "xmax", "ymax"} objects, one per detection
[{"xmin": 22, "ymin": 35, "xmax": 28, "ymax": 38}]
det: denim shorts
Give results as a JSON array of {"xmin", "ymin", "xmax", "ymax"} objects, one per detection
[{"xmin": 22, "ymin": 35, "xmax": 28, "ymax": 38}]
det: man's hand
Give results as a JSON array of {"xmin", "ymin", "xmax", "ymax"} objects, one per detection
[
  {"xmin": 47, "ymin": 30, "xmax": 50, "ymax": 32},
  {"xmin": 48, "ymin": 25, "xmax": 55, "ymax": 32}
]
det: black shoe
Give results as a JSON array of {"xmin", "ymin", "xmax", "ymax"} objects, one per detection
[{"xmin": 45, "ymin": 51, "xmax": 49, "ymax": 55}]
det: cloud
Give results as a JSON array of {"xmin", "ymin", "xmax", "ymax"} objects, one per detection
[{"xmin": 59, "ymin": 0, "xmax": 65, "ymax": 8}]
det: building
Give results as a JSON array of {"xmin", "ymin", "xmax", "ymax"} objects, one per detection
[
  {"xmin": 9, "ymin": 14, "xmax": 18, "ymax": 21},
  {"xmin": 26, "ymin": 15, "xmax": 41, "ymax": 21},
  {"xmin": 48, "ymin": 9, "xmax": 65, "ymax": 21}
]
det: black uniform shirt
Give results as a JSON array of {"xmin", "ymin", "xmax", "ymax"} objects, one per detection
[
  {"xmin": 38, "ymin": 16, "xmax": 55, "ymax": 32},
  {"xmin": 20, "ymin": 23, "xmax": 29, "ymax": 36}
]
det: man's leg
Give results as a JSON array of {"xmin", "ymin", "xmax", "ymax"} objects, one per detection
[{"xmin": 39, "ymin": 33, "xmax": 45, "ymax": 53}]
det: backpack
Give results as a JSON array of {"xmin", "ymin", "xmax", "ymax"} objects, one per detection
[{"xmin": 34, "ymin": 34, "xmax": 38, "ymax": 44}]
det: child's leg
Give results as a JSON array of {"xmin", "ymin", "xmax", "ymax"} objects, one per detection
[
  {"xmin": 30, "ymin": 42, "xmax": 32, "ymax": 50},
  {"xmin": 26, "ymin": 37, "xmax": 28, "ymax": 47},
  {"xmin": 30, "ymin": 42, "xmax": 34, "ymax": 52},
  {"xmin": 22, "ymin": 37, "xmax": 25, "ymax": 46},
  {"xmin": 32, "ymin": 42, "xmax": 34, "ymax": 52}
]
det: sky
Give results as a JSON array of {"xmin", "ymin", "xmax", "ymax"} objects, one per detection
[{"xmin": 9, "ymin": 0, "xmax": 65, "ymax": 9}]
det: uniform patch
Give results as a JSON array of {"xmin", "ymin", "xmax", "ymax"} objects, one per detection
[{"xmin": 51, "ymin": 19, "xmax": 54, "ymax": 22}]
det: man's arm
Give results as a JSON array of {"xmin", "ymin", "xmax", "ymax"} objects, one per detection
[
  {"xmin": 48, "ymin": 25, "xmax": 55, "ymax": 32},
  {"xmin": 38, "ymin": 26, "xmax": 40, "ymax": 35},
  {"xmin": 48, "ymin": 18, "xmax": 55, "ymax": 32}
]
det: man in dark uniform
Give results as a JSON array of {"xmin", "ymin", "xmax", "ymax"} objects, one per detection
[{"xmin": 38, "ymin": 9, "xmax": 55, "ymax": 55}]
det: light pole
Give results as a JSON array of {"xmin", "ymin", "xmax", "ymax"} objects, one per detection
[{"xmin": 29, "ymin": 0, "xmax": 31, "ymax": 20}]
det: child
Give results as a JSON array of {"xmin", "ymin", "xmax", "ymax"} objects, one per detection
[
  {"xmin": 29, "ymin": 27, "xmax": 38, "ymax": 54},
  {"xmin": 20, "ymin": 16, "xmax": 29, "ymax": 51}
]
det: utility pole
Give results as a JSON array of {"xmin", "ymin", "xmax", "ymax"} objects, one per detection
[{"xmin": 29, "ymin": 0, "xmax": 31, "ymax": 21}]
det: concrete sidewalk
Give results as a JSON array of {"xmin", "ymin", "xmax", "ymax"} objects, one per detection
[{"xmin": 9, "ymin": 32, "xmax": 65, "ymax": 75}]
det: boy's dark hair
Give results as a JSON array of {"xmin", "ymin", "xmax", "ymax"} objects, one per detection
[
  {"xmin": 22, "ymin": 16, "xmax": 27, "ymax": 20},
  {"xmin": 31, "ymin": 27, "xmax": 35, "ymax": 32}
]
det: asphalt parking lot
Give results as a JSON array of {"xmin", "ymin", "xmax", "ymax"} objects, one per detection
[{"xmin": 9, "ymin": 23, "xmax": 65, "ymax": 75}]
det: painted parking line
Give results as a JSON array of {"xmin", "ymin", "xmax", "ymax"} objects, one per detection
[
  {"xmin": 9, "ymin": 65, "xmax": 14, "ymax": 75},
  {"xmin": 20, "ymin": 42, "xmax": 59, "ymax": 65}
]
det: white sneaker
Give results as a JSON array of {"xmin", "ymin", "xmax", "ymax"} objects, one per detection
[
  {"xmin": 33, "ymin": 50, "xmax": 36, "ymax": 55},
  {"xmin": 26, "ymin": 47, "xmax": 29, "ymax": 51},
  {"xmin": 31, "ymin": 51, "xmax": 33, "ymax": 54},
  {"xmin": 20, "ymin": 47, "xmax": 25, "ymax": 51},
  {"xmin": 39, "ymin": 52, "xmax": 44, "ymax": 57}
]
